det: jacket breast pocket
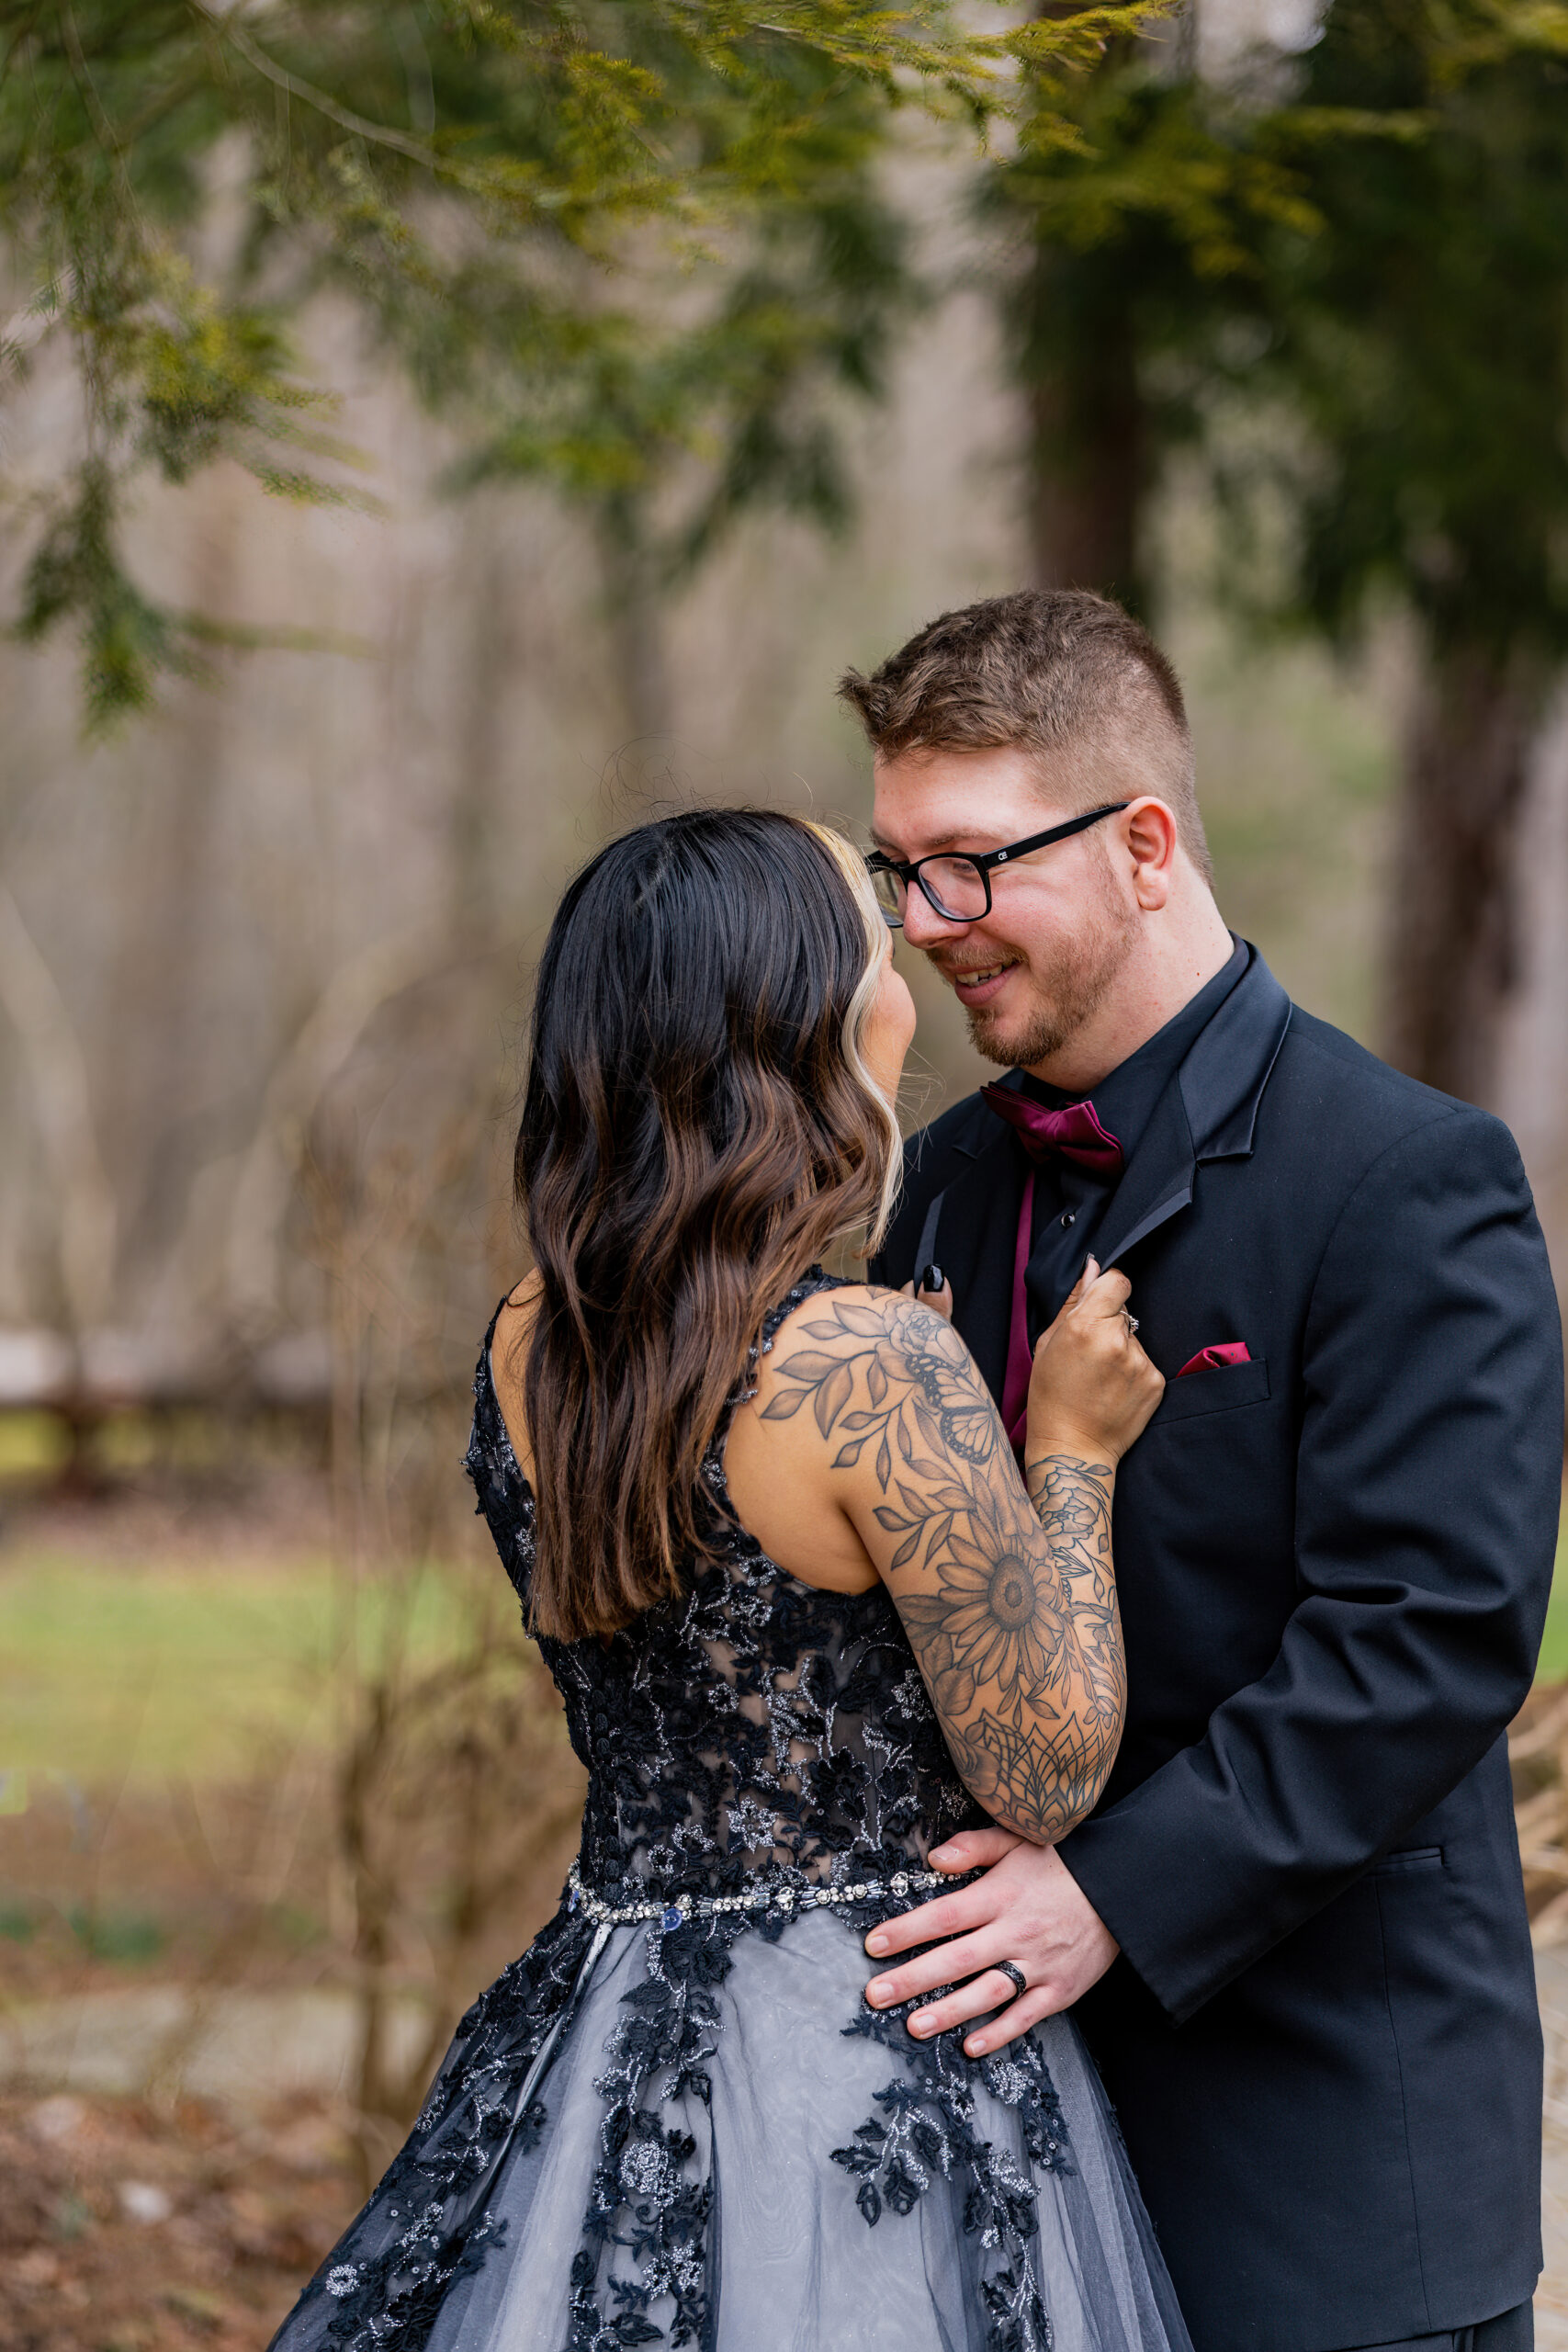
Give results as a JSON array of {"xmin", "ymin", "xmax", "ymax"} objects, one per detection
[
  {"xmin": 1147, "ymin": 1355, "xmax": 1271, "ymax": 1428},
  {"xmin": 1373, "ymin": 1845, "xmax": 1444, "ymax": 1875}
]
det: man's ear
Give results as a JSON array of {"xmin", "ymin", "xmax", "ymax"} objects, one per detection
[{"xmin": 1122, "ymin": 797, "xmax": 1178, "ymax": 910}]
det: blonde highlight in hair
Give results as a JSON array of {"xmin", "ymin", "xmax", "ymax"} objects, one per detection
[{"xmin": 800, "ymin": 820, "xmax": 903, "ymax": 1254}]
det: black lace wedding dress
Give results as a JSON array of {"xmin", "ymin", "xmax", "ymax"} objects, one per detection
[{"xmin": 268, "ymin": 1273, "xmax": 1192, "ymax": 2352}]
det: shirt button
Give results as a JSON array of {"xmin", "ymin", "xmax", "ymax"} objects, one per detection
[{"xmin": 1060, "ymin": 1211, "xmax": 1077, "ymax": 1227}]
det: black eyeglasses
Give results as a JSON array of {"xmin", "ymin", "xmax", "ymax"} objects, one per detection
[{"xmin": 865, "ymin": 803, "xmax": 1130, "ymax": 928}]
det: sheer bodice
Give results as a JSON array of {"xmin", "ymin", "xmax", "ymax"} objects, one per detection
[{"xmin": 465, "ymin": 1270, "xmax": 987, "ymax": 1905}]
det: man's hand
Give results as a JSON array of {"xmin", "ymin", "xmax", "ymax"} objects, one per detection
[{"xmin": 863, "ymin": 1827, "xmax": 1120, "ymax": 2055}]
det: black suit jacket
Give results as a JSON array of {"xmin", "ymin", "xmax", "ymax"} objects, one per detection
[{"xmin": 874, "ymin": 950, "xmax": 1563, "ymax": 2352}]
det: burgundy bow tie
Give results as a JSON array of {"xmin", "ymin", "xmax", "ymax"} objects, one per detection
[{"xmin": 981, "ymin": 1084, "xmax": 1123, "ymax": 1177}]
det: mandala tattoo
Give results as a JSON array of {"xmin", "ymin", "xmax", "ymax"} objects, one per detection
[{"xmin": 761, "ymin": 1295, "xmax": 1125, "ymax": 1841}]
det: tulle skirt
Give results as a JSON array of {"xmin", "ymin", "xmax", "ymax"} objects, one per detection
[{"xmin": 268, "ymin": 1897, "xmax": 1192, "ymax": 2352}]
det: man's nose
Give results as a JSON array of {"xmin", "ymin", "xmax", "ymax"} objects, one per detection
[{"xmin": 900, "ymin": 887, "xmax": 972, "ymax": 951}]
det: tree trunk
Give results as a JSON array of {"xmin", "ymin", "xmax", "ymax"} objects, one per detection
[
  {"xmin": 0, "ymin": 879, "xmax": 116, "ymax": 1333},
  {"xmin": 107, "ymin": 487, "xmax": 236, "ymax": 1306},
  {"xmin": 1025, "ymin": 288, "xmax": 1147, "ymax": 612},
  {"xmin": 1384, "ymin": 640, "xmax": 1541, "ymax": 1104},
  {"xmin": 595, "ymin": 505, "xmax": 674, "ymax": 750},
  {"xmin": 448, "ymin": 526, "xmax": 513, "ymax": 938},
  {"xmin": 1017, "ymin": 12, "xmax": 1151, "ymax": 616}
]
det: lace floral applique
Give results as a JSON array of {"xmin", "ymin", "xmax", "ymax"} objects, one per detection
[
  {"xmin": 834, "ymin": 1986, "xmax": 1075, "ymax": 2352},
  {"xmin": 276, "ymin": 1272, "xmax": 1060, "ymax": 2352},
  {"xmin": 291, "ymin": 1925, "xmax": 581, "ymax": 2348},
  {"xmin": 571, "ymin": 1915, "xmax": 741, "ymax": 2349}
]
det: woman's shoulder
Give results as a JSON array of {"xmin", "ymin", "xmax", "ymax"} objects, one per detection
[
  {"xmin": 743, "ymin": 1278, "xmax": 978, "ymax": 1458},
  {"xmin": 464, "ymin": 1279, "xmax": 542, "ymax": 1613},
  {"xmin": 755, "ymin": 1280, "xmax": 964, "ymax": 1388},
  {"xmin": 726, "ymin": 1274, "xmax": 998, "ymax": 1594},
  {"xmin": 479, "ymin": 1273, "xmax": 541, "ymax": 1487}
]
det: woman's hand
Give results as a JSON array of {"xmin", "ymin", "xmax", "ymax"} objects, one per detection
[
  {"xmin": 898, "ymin": 1265, "xmax": 953, "ymax": 1321},
  {"xmin": 1026, "ymin": 1258, "xmax": 1163, "ymax": 1466}
]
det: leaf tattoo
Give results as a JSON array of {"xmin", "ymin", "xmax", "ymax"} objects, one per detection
[{"xmin": 761, "ymin": 1295, "xmax": 1125, "ymax": 1842}]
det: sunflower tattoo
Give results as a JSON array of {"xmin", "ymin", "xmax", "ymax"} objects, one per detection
[{"xmin": 761, "ymin": 1295, "xmax": 1124, "ymax": 1841}]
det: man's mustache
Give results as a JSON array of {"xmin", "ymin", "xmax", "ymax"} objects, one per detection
[{"xmin": 926, "ymin": 950, "xmax": 1021, "ymax": 978}]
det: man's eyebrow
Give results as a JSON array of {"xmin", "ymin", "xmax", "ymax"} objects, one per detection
[{"xmin": 869, "ymin": 827, "xmax": 998, "ymax": 855}]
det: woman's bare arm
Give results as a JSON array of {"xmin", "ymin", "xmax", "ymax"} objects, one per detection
[{"xmin": 754, "ymin": 1286, "xmax": 1131, "ymax": 1843}]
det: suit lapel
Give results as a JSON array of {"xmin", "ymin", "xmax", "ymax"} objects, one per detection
[
  {"xmin": 1071, "ymin": 948, "xmax": 1295, "ymax": 1275},
  {"xmin": 1179, "ymin": 948, "xmax": 1292, "ymax": 1160},
  {"xmin": 1090, "ymin": 1083, "xmax": 1199, "ymax": 1272},
  {"xmin": 928, "ymin": 1128, "xmax": 1023, "ymax": 1406},
  {"xmin": 909, "ymin": 949, "xmax": 1293, "ymax": 1404}
]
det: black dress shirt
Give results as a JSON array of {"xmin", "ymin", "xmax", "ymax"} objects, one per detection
[{"xmin": 1016, "ymin": 934, "xmax": 1250, "ymax": 1339}]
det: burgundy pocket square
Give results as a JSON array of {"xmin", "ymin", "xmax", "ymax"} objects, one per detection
[{"xmin": 1177, "ymin": 1341, "xmax": 1252, "ymax": 1378}]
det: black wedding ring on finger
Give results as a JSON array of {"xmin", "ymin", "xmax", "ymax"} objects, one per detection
[{"xmin": 995, "ymin": 1961, "xmax": 1027, "ymax": 2007}]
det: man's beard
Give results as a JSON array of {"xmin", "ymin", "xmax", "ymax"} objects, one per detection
[{"xmin": 947, "ymin": 885, "xmax": 1137, "ymax": 1071}]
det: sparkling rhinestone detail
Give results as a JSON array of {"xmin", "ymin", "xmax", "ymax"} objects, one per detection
[{"xmin": 564, "ymin": 1859, "xmax": 953, "ymax": 1929}]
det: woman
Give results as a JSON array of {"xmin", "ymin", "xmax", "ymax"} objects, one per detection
[{"xmin": 268, "ymin": 808, "xmax": 1186, "ymax": 2352}]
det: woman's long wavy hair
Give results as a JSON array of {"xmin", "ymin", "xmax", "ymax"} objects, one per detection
[{"xmin": 513, "ymin": 808, "xmax": 901, "ymax": 1643}]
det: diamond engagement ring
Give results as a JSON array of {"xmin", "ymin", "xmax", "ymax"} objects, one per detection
[
  {"xmin": 995, "ymin": 1961, "xmax": 1028, "ymax": 2006},
  {"xmin": 1122, "ymin": 1310, "xmax": 1139, "ymax": 1333}
]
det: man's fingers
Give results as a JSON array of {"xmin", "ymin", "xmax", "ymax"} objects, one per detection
[
  {"xmin": 865, "ymin": 1928, "xmax": 999, "ymax": 2008},
  {"xmin": 928, "ymin": 1827, "xmax": 1020, "ymax": 1873},
  {"xmin": 964, "ymin": 1983, "xmax": 1064, "ymax": 2056},
  {"xmin": 902, "ymin": 1967, "xmax": 1025, "ymax": 2041},
  {"xmin": 872, "ymin": 1955, "xmax": 1077, "ymax": 2052},
  {"xmin": 864, "ymin": 1928, "xmax": 1001, "ymax": 2004},
  {"xmin": 863, "ymin": 1883, "xmax": 991, "ymax": 1958}
]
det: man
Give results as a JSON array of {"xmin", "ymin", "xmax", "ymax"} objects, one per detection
[{"xmin": 853, "ymin": 590, "xmax": 1563, "ymax": 2352}]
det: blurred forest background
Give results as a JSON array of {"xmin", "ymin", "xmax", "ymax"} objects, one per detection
[{"xmin": 3, "ymin": 0, "xmax": 1568, "ymax": 2344}]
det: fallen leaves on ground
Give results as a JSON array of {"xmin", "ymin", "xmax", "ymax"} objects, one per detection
[{"xmin": 0, "ymin": 2087, "xmax": 357, "ymax": 2351}]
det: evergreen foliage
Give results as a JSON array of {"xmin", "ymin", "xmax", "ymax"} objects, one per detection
[
  {"xmin": 989, "ymin": 22, "xmax": 1425, "ymax": 611},
  {"xmin": 1258, "ymin": 0, "xmax": 1568, "ymax": 1092},
  {"xmin": 990, "ymin": 0, "xmax": 1567, "ymax": 630},
  {"xmin": 992, "ymin": 0, "xmax": 1568, "ymax": 1093},
  {"xmin": 0, "ymin": 0, "xmax": 1125, "ymax": 727},
  {"xmin": 1260, "ymin": 0, "xmax": 1568, "ymax": 667}
]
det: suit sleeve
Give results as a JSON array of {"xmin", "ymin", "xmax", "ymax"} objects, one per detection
[{"xmin": 1058, "ymin": 1104, "xmax": 1563, "ymax": 2024}]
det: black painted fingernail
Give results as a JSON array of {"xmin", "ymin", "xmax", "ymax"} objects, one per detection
[{"xmin": 919, "ymin": 1262, "xmax": 945, "ymax": 1295}]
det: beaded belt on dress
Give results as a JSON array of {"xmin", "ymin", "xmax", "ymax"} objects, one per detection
[{"xmin": 566, "ymin": 1857, "xmax": 956, "ymax": 1935}]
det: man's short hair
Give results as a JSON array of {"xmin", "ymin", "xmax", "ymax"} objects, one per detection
[{"xmin": 839, "ymin": 589, "xmax": 1213, "ymax": 886}]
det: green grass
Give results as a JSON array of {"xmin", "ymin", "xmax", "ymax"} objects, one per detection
[
  {"xmin": 1538, "ymin": 1520, "xmax": 1568, "ymax": 1683},
  {"xmin": 0, "ymin": 1414, "xmax": 71, "ymax": 1477},
  {"xmin": 0, "ymin": 1552, "xmax": 478, "ymax": 1784},
  {"xmin": 4, "ymin": 1517, "xmax": 1566, "ymax": 1792},
  {"xmin": 62, "ymin": 1905, "xmax": 167, "ymax": 1962}
]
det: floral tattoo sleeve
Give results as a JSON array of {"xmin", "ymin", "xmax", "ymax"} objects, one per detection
[{"xmin": 760, "ymin": 1294, "xmax": 1125, "ymax": 1842}]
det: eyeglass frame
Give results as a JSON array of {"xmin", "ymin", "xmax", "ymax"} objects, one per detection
[{"xmin": 864, "ymin": 801, "xmax": 1131, "ymax": 928}]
